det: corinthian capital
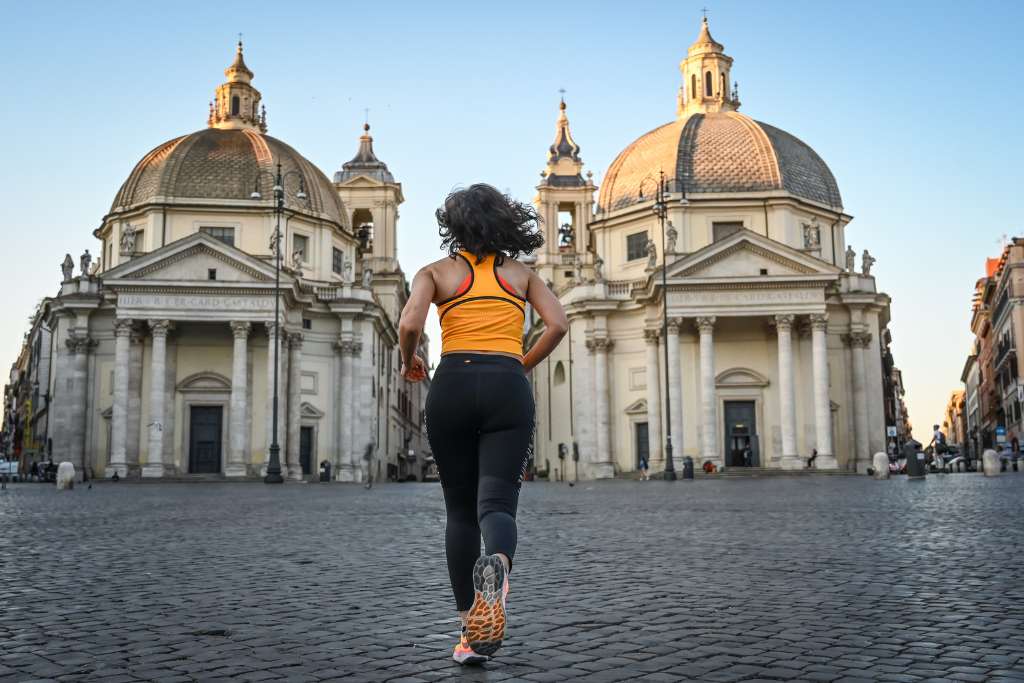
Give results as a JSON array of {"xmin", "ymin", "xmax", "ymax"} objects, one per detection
[
  {"xmin": 842, "ymin": 331, "xmax": 872, "ymax": 348},
  {"xmin": 230, "ymin": 321, "xmax": 252, "ymax": 339},
  {"xmin": 695, "ymin": 316, "xmax": 716, "ymax": 333},
  {"xmin": 147, "ymin": 319, "xmax": 172, "ymax": 337},
  {"xmin": 809, "ymin": 313, "xmax": 829, "ymax": 331},
  {"xmin": 774, "ymin": 314, "xmax": 795, "ymax": 331},
  {"xmin": 335, "ymin": 339, "xmax": 361, "ymax": 356},
  {"xmin": 114, "ymin": 319, "xmax": 134, "ymax": 338},
  {"xmin": 65, "ymin": 332, "xmax": 96, "ymax": 354},
  {"xmin": 585, "ymin": 337, "xmax": 614, "ymax": 353},
  {"xmin": 644, "ymin": 328, "xmax": 660, "ymax": 344}
]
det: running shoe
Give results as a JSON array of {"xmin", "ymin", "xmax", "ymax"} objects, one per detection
[
  {"xmin": 465, "ymin": 554, "xmax": 508, "ymax": 656},
  {"xmin": 452, "ymin": 627, "xmax": 488, "ymax": 665}
]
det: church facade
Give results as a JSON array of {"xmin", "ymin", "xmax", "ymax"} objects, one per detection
[
  {"xmin": 527, "ymin": 20, "xmax": 892, "ymax": 478},
  {"xmin": 15, "ymin": 44, "xmax": 430, "ymax": 481}
]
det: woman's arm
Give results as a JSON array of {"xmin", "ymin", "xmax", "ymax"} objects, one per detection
[
  {"xmin": 522, "ymin": 270, "xmax": 568, "ymax": 372},
  {"xmin": 398, "ymin": 267, "xmax": 435, "ymax": 380}
]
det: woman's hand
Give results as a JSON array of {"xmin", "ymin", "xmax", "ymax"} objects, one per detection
[{"xmin": 400, "ymin": 354, "xmax": 428, "ymax": 382}]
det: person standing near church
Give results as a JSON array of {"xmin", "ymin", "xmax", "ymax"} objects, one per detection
[{"xmin": 397, "ymin": 184, "xmax": 567, "ymax": 664}]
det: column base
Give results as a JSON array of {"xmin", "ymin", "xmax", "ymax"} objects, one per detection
[
  {"xmin": 590, "ymin": 463, "xmax": 615, "ymax": 480},
  {"xmin": 104, "ymin": 464, "xmax": 128, "ymax": 479},
  {"xmin": 224, "ymin": 463, "xmax": 248, "ymax": 478},
  {"xmin": 335, "ymin": 465, "xmax": 357, "ymax": 482},
  {"xmin": 779, "ymin": 455, "xmax": 804, "ymax": 471},
  {"xmin": 286, "ymin": 465, "xmax": 304, "ymax": 481},
  {"xmin": 141, "ymin": 463, "xmax": 172, "ymax": 478},
  {"xmin": 814, "ymin": 454, "xmax": 839, "ymax": 471}
]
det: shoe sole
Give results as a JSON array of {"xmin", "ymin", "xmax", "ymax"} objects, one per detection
[
  {"xmin": 452, "ymin": 649, "xmax": 488, "ymax": 666},
  {"xmin": 465, "ymin": 554, "xmax": 506, "ymax": 657}
]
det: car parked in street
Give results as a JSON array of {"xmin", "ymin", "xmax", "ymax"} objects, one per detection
[{"xmin": 0, "ymin": 458, "xmax": 20, "ymax": 481}]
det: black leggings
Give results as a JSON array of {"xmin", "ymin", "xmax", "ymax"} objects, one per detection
[{"xmin": 425, "ymin": 352, "xmax": 534, "ymax": 611}]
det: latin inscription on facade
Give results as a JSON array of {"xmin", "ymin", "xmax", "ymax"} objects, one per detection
[
  {"xmin": 118, "ymin": 294, "xmax": 274, "ymax": 311},
  {"xmin": 672, "ymin": 288, "xmax": 823, "ymax": 306}
]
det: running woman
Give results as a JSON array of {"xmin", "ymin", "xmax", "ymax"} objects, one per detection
[{"xmin": 397, "ymin": 184, "xmax": 567, "ymax": 664}]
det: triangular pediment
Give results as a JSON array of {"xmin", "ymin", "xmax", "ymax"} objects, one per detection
[
  {"xmin": 103, "ymin": 232, "xmax": 285, "ymax": 284},
  {"xmin": 624, "ymin": 398, "xmax": 648, "ymax": 414},
  {"xmin": 300, "ymin": 402, "xmax": 325, "ymax": 419},
  {"xmin": 666, "ymin": 229, "xmax": 841, "ymax": 280},
  {"xmin": 337, "ymin": 175, "xmax": 386, "ymax": 188}
]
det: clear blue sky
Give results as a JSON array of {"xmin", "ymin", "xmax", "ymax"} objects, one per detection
[{"xmin": 1, "ymin": 0, "xmax": 1021, "ymax": 437}]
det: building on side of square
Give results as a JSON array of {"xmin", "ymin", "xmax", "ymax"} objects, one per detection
[
  {"xmin": 9, "ymin": 44, "xmax": 431, "ymax": 482},
  {"xmin": 526, "ymin": 19, "xmax": 895, "ymax": 478}
]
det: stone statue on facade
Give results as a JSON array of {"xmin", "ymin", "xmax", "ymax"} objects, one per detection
[
  {"xmin": 290, "ymin": 250, "xmax": 303, "ymax": 274},
  {"xmin": 803, "ymin": 221, "xmax": 821, "ymax": 250},
  {"xmin": 845, "ymin": 245, "xmax": 856, "ymax": 273},
  {"xmin": 80, "ymin": 249, "xmax": 92, "ymax": 276},
  {"xmin": 342, "ymin": 258, "xmax": 354, "ymax": 284},
  {"xmin": 861, "ymin": 249, "xmax": 876, "ymax": 276},
  {"xmin": 361, "ymin": 267, "xmax": 373, "ymax": 288},
  {"xmin": 119, "ymin": 223, "xmax": 138, "ymax": 256},
  {"xmin": 573, "ymin": 255, "xmax": 583, "ymax": 285},
  {"xmin": 593, "ymin": 256, "xmax": 604, "ymax": 283},
  {"xmin": 666, "ymin": 221, "xmax": 678, "ymax": 254},
  {"xmin": 88, "ymin": 259, "xmax": 101, "ymax": 277},
  {"xmin": 645, "ymin": 239, "xmax": 658, "ymax": 271},
  {"xmin": 61, "ymin": 254, "xmax": 74, "ymax": 282}
]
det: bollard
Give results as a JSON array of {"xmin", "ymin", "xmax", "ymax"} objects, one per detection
[
  {"xmin": 904, "ymin": 443, "xmax": 925, "ymax": 480},
  {"xmin": 682, "ymin": 456, "xmax": 694, "ymax": 480},
  {"xmin": 55, "ymin": 462, "xmax": 76, "ymax": 490},
  {"xmin": 982, "ymin": 449, "xmax": 1001, "ymax": 477},
  {"xmin": 872, "ymin": 452, "xmax": 889, "ymax": 479}
]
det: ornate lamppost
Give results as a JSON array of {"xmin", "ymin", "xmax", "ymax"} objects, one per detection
[
  {"xmin": 638, "ymin": 170, "xmax": 679, "ymax": 480},
  {"xmin": 251, "ymin": 162, "xmax": 306, "ymax": 483}
]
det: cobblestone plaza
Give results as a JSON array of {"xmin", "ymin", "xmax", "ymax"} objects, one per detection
[{"xmin": 3, "ymin": 476, "xmax": 1024, "ymax": 682}]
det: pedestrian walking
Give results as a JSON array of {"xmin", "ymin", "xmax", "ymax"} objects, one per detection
[
  {"xmin": 397, "ymin": 184, "xmax": 567, "ymax": 665},
  {"xmin": 638, "ymin": 454, "xmax": 650, "ymax": 481}
]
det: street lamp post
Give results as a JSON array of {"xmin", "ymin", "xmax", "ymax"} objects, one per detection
[
  {"xmin": 252, "ymin": 161, "xmax": 306, "ymax": 484},
  {"xmin": 639, "ymin": 170, "xmax": 678, "ymax": 480}
]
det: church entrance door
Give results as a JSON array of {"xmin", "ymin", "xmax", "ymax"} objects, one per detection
[
  {"xmin": 189, "ymin": 406, "xmax": 223, "ymax": 474},
  {"xmin": 724, "ymin": 401, "xmax": 758, "ymax": 467},
  {"xmin": 299, "ymin": 426, "xmax": 314, "ymax": 475}
]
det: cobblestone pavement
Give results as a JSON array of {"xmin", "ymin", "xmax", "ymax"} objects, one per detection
[{"xmin": 3, "ymin": 475, "xmax": 1024, "ymax": 682}]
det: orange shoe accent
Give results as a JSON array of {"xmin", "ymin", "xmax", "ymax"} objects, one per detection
[
  {"xmin": 452, "ymin": 631, "xmax": 488, "ymax": 665},
  {"xmin": 465, "ymin": 555, "xmax": 507, "ymax": 657}
]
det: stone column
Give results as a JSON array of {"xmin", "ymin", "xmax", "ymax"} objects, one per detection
[
  {"xmin": 643, "ymin": 329, "xmax": 663, "ymax": 468},
  {"xmin": 226, "ymin": 321, "xmax": 251, "ymax": 478},
  {"xmin": 810, "ymin": 314, "xmax": 837, "ymax": 469},
  {"xmin": 106, "ymin": 319, "xmax": 133, "ymax": 478},
  {"xmin": 64, "ymin": 331, "xmax": 94, "ymax": 477},
  {"xmin": 287, "ymin": 332, "xmax": 303, "ymax": 480},
  {"xmin": 126, "ymin": 331, "xmax": 144, "ymax": 476},
  {"xmin": 264, "ymin": 324, "xmax": 283, "ymax": 472},
  {"xmin": 587, "ymin": 337, "xmax": 614, "ymax": 479},
  {"xmin": 142, "ymin": 320, "xmax": 172, "ymax": 478},
  {"xmin": 665, "ymin": 318, "xmax": 683, "ymax": 469},
  {"xmin": 845, "ymin": 331, "xmax": 872, "ymax": 473},
  {"xmin": 335, "ymin": 339, "xmax": 358, "ymax": 481},
  {"xmin": 696, "ymin": 316, "xmax": 719, "ymax": 465},
  {"xmin": 775, "ymin": 315, "xmax": 800, "ymax": 469}
]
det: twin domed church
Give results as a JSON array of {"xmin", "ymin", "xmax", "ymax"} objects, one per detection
[{"xmin": 15, "ymin": 19, "xmax": 896, "ymax": 481}]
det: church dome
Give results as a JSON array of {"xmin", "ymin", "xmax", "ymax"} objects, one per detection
[
  {"xmin": 598, "ymin": 111, "xmax": 842, "ymax": 213},
  {"xmin": 107, "ymin": 42, "xmax": 346, "ymax": 228},
  {"xmin": 597, "ymin": 19, "xmax": 842, "ymax": 214},
  {"xmin": 109, "ymin": 128, "xmax": 347, "ymax": 226}
]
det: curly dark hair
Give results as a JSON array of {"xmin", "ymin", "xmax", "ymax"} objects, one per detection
[{"xmin": 436, "ymin": 184, "xmax": 544, "ymax": 264}]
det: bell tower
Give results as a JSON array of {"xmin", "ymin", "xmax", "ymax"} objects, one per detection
[
  {"xmin": 334, "ymin": 123, "xmax": 403, "ymax": 273},
  {"xmin": 677, "ymin": 17, "xmax": 740, "ymax": 119},
  {"xmin": 208, "ymin": 41, "xmax": 267, "ymax": 132},
  {"xmin": 533, "ymin": 97, "xmax": 596, "ymax": 288}
]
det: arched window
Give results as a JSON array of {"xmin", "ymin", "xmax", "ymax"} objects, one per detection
[
  {"xmin": 705, "ymin": 71, "xmax": 713, "ymax": 97},
  {"xmin": 252, "ymin": 101, "xmax": 258, "ymax": 117},
  {"xmin": 720, "ymin": 73, "xmax": 727, "ymax": 97},
  {"xmin": 231, "ymin": 96, "xmax": 240, "ymax": 115},
  {"xmin": 553, "ymin": 361, "xmax": 566, "ymax": 386},
  {"xmin": 690, "ymin": 74, "xmax": 697, "ymax": 99}
]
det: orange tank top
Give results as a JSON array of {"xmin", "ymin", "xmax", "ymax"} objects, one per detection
[{"xmin": 437, "ymin": 251, "xmax": 526, "ymax": 357}]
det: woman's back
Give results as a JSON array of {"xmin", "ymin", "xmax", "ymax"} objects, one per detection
[{"xmin": 433, "ymin": 250, "xmax": 528, "ymax": 358}]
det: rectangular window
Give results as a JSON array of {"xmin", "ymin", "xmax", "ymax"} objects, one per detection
[
  {"xmin": 200, "ymin": 226, "xmax": 235, "ymax": 247},
  {"xmin": 332, "ymin": 247, "xmax": 344, "ymax": 275},
  {"xmin": 626, "ymin": 231, "xmax": 648, "ymax": 261},
  {"xmin": 713, "ymin": 221, "xmax": 744, "ymax": 242},
  {"xmin": 302, "ymin": 318, "xmax": 312, "ymax": 330},
  {"xmin": 293, "ymin": 234, "xmax": 309, "ymax": 261}
]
